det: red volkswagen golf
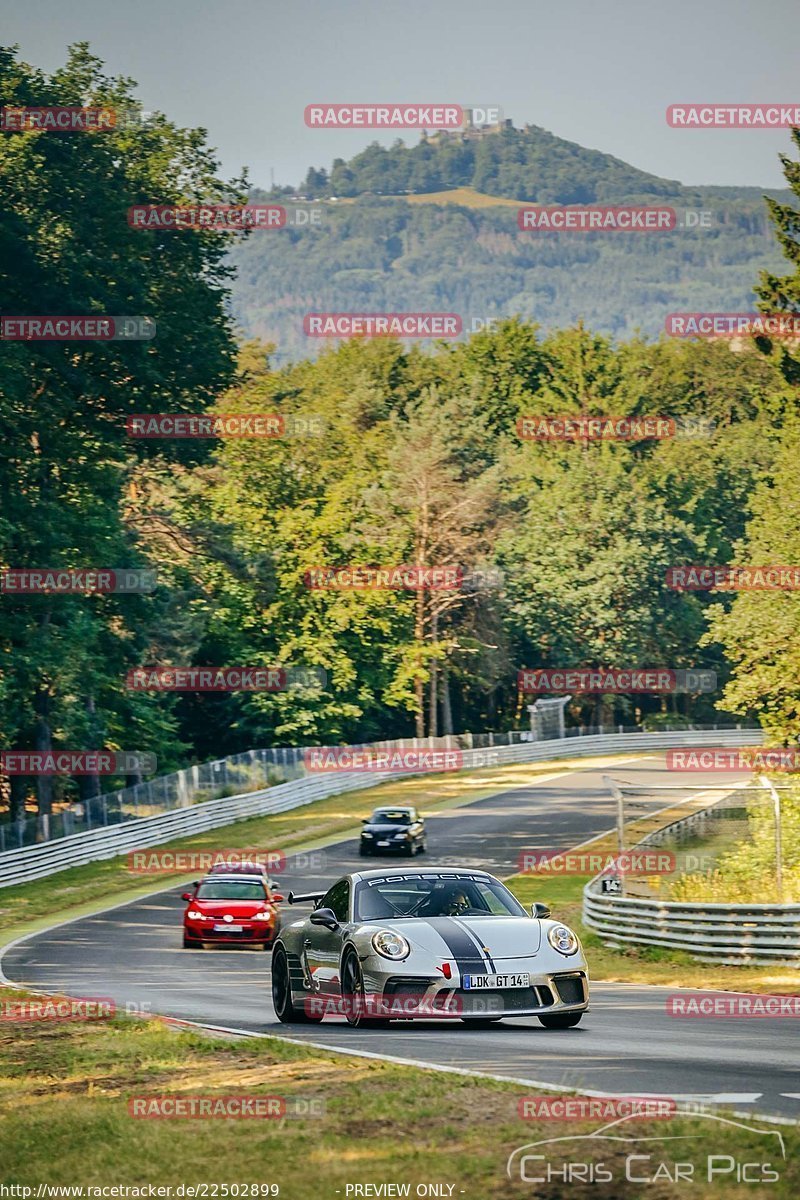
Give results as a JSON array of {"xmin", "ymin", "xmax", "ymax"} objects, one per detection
[{"xmin": 182, "ymin": 873, "xmax": 283, "ymax": 950}]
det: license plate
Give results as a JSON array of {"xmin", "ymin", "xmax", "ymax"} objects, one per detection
[
  {"xmin": 463, "ymin": 973, "xmax": 530, "ymax": 989},
  {"xmin": 214, "ymin": 923, "xmax": 243, "ymax": 932},
  {"xmin": 377, "ymin": 840, "xmax": 390, "ymax": 847}
]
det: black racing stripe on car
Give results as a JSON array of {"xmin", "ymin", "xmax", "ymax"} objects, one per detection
[
  {"xmin": 450, "ymin": 917, "xmax": 497, "ymax": 972},
  {"xmin": 428, "ymin": 917, "xmax": 487, "ymax": 975}
]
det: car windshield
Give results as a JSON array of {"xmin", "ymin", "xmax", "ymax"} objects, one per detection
[
  {"xmin": 354, "ymin": 875, "xmax": 527, "ymax": 921},
  {"xmin": 371, "ymin": 809, "xmax": 412, "ymax": 824},
  {"xmin": 195, "ymin": 882, "xmax": 265, "ymax": 900}
]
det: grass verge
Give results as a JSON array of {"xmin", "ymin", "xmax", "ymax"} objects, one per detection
[{"xmin": 1, "ymin": 986, "xmax": 796, "ymax": 1197}]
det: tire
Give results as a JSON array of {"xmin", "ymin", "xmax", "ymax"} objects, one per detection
[
  {"xmin": 538, "ymin": 1011, "xmax": 583, "ymax": 1029},
  {"xmin": 272, "ymin": 946, "xmax": 322, "ymax": 1023},
  {"xmin": 341, "ymin": 949, "xmax": 390, "ymax": 1028}
]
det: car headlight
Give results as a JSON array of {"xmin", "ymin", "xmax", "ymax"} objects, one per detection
[
  {"xmin": 394, "ymin": 831, "xmax": 409, "ymax": 839},
  {"xmin": 547, "ymin": 924, "xmax": 579, "ymax": 956},
  {"xmin": 361, "ymin": 831, "xmax": 373, "ymax": 838},
  {"xmin": 371, "ymin": 930, "xmax": 410, "ymax": 959},
  {"xmin": 187, "ymin": 910, "xmax": 209, "ymax": 921},
  {"xmin": 253, "ymin": 911, "xmax": 273, "ymax": 921}
]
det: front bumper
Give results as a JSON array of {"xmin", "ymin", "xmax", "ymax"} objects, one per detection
[
  {"xmin": 185, "ymin": 922, "xmax": 275, "ymax": 944},
  {"xmin": 360, "ymin": 838, "xmax": 413, "ymax": 854},
  {"xmin": 369, "ymin": 970, "xmax": 589, "ymax": 1019}
]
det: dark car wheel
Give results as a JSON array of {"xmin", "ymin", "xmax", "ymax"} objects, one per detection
[
  {"xmin": 272, "ymin": 946, "xmax": 322, "ymax": 1023},
  {"xmin": 538, "ymin": 1012, "xmax": 583, "ymax": 1029},
  {"xmin": 341, "ymin": 949, "xmax": 389, "ymax": 1028}
]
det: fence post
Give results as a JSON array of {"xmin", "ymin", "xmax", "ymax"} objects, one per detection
[
  {"xmin": 602, "ymin": 774, "xmax": 626, "ymax": 898},
  {"xmin": 759, "ymin": 774, "xmax": 783, "ymax": 904}
]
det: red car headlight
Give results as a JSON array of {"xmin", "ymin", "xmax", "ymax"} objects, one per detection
[
  {"xmin": 252, "ymin": 911, "xmax": 273, "ymax": 922},
  {"xmin": 186, "ymin": 910, "xmax": 210, "ymax": 921}
]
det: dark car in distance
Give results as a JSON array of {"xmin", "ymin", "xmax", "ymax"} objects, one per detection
[{"xmin": 359, "ymin": 805, "xmax": 426, "ymax": 856}]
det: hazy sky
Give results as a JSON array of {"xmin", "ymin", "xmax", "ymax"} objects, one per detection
[{"xmin": 2, "ymin": 0, "xmax": 798, "ymax": 190}]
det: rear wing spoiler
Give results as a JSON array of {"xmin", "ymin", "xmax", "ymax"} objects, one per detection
[{"xmin": 288, "ymin": 890, "xmax": 325, "ymax": 905}]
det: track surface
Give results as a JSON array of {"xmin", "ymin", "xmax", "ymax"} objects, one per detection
[{"xmin": 4, "ymin": 756, "xmax": 800, "ymax": 1118}]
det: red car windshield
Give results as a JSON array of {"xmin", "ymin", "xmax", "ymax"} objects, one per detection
[{"xmin": 195, "ymin": 882, "xmax": 266, "ymax": 901}]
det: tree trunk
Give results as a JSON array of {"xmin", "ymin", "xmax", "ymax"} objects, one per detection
[
  {"xmin": 428, "ymin": 612, "xmax": 438, "ymax": 737},
  {"xmin": 414, "ymin": 586, "xmax": 426, "ymax": 738},
  {"xmin": 34, "ymin": 690, "xmax": 53, "ymax": 817},
  {"xmin": 79, "ymin": 694, "xmax": 102, "ymax": 822},
  {"xmin": 441, "ymin": 661, "xmax": 454, "ymax": 735},
  {"xmin": 9, "ymin": 775, "xmax": 28, "ymax": 822}
]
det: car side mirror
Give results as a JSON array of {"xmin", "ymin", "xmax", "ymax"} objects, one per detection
[
  {"xmin": 310, "ymin": 907, "xmax": 339, "ymax": 931},
  {"xmin": 272, "ymin": 893, "xmax": 285, "ymax": 902},
  {"xmin": 181, "ymin": 892, "xmax": 194, "ymax": 901},
  {"xmin": 531, "ymin": 902, "xmax": 551, "ymax": 919},
  {"xmin": 361, "ymin": 817, "xmax": 370, "ymax": 822}
]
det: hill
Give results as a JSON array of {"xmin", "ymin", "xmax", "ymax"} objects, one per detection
[{"xmin": 228, "ymin": 122, "xmax": 790, "ymax": 361}]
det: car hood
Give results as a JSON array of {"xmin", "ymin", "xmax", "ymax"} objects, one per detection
[
  {"xmin": 363, "ymin": 823, "xmax": 409, "ymax": 835},
  {"xmin": 370, "ymin": 915, "xmax": 542, "ymax": 960},
  {"xmin": 188, "ymin": 901, "xmax": 269, "ymax": 918}
]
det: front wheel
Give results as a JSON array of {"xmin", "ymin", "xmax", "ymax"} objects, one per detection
[
  {"xmin": 538, "ymin": 1011, "xmax": 583, "ymax": 1029},
  {"xmin": 341, "ymin": 949, "xmax": 389, "ymax": 1028},
  {"xmin": 272, "ymin": 946, "xmax": 322, "ymax": 1023}
]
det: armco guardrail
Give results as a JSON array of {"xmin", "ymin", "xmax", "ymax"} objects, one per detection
[
  {"xmin": 583, "ymin": 891, "xmax": 800, "ymax": 966},
  {"xmin": 582, "ymin": 745, "xmax": 800, "ymax": 966},
  {"xmin": 0, "ymin": 728, "xmax": 761, "ymax": 889}
]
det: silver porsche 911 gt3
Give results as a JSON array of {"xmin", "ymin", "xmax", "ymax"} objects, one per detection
[{"xmin": 271, "ymin": 867, "xmax": 589, "ymax": 1028}]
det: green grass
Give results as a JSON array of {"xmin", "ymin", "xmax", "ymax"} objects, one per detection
[{"xmin": 1, "ymin": 986, "xmax": 797, "ymax": 1197}]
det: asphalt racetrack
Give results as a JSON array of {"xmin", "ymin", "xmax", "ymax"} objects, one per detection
[{"xmin": 4, "ymin": 755, "xmax": 799, "ymax": 1118}]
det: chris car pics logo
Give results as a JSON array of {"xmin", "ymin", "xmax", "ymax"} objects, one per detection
[{"xmin": 507, "ymin": 1112, "xmax": 785, "ymax": 1185}]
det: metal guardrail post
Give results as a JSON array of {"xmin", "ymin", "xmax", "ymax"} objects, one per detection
[{"xmin": 758, "ymin": 773, "xmax": 784, "ymax": 904}]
